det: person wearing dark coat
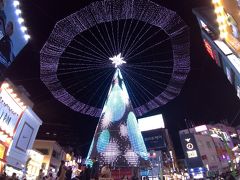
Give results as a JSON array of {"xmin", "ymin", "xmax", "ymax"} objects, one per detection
[{"xmin": 90, "ymin": 157, "xmax": 99, "ymax": 180}]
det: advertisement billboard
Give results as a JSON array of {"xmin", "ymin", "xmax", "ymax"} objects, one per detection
[
  {"xmin": 138, "ymin": 114, "xmax": 165, "ymax": 132},
  {"xmin": 141, "ymin": 128, "xmax": 167, "ymax": 151},
  {"xmin": 7, "ymin": 107, "xmax": 42, "ymax": 170},
  {"xmin": 0, "ymin": 0, "xmax": 29, "ymax": 72}
]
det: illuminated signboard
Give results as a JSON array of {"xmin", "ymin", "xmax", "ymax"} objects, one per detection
[
  {"xmin": 212, "ymin": 0, "xmax": 240, "ymax": 55},
  {"xmin": 214, "ymin": 40, "xmax": 233, "ymax": 55},
  {"xmin": 0, "ymin": 0, "xmax": 30, "ymax": 72},
  {"xmin": 195, "ymin": 125, "xmax": 207, "ymax": 133},
  {"xmin": 0, "ymin": 82, "xmax": 25, "ymax": 136},
  {"xmin": 141, "ymin": 128, "xmax": 167, "ymax": 150},
  {"xmin": 138, "ymin": 114, "xmax": 165, "ymax": 132},
  {"xmin": 180, "ymin": 134, "xmax": 203, "ymax": 168},
  {"xmin": 187, "ymin": 150, "xmax": 198, "ymax": 158},
  {"xmin": 203, "ymin": 39, "xmax": 222, "ymax": 66},
  {"xmin": 204, "ymin": 39, "xmax": 215, "ymax": 59}
]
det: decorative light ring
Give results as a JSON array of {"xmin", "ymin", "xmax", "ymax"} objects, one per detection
[{"xmin": 40, "ymin": 0, "xmax": 190, "ymax": 117}]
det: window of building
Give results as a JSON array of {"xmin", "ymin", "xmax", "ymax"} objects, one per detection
[
  {"xmin": 36, "ymin": 148, "xmax": 49, "ymax": 155},
  {"xmin": 206, "ymin": 141, "xmax": 212, "ymax": 149}
]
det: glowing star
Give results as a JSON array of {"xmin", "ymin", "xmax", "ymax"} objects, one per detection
[{"xmin": 109, "ymin": 53, "xmax": 126, "ymax": 68}]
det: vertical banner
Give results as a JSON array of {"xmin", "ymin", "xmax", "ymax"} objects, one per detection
[{"xmin": 180, "ymin": 134, "xmax": 203, "ymax": 168}]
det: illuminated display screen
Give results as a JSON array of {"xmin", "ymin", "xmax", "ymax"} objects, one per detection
[
  {"xmin": 138, "ymin": 114, "xmax": 165, "ymax": 132},
  {"xmin": 86, "ymin": 70, "xmax": 149, "ymax": 167},
  {"xmin": 0, "ymin": 0, "xmax": 28, "ymax": 72}
]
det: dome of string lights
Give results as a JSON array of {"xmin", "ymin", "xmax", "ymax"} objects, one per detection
[{"xmin": 40, "ymin": 0, "xmax": 190, "ymax": 117}]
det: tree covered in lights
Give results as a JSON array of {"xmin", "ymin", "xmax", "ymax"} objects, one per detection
[{"xmin": 86, "ymin": 66, "xmax": 149, "ymax": 167}]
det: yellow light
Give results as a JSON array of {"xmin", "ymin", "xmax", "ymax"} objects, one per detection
[
  {"xmin": 214, "ymin": 6, "xmax": 223, "ymax": 14},
  {"xmin": 219, "ymin": 24, "xmax": 227, "ymax": 31}
]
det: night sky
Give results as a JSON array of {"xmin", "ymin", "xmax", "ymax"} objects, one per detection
[{"xmin": 5, "ymin": 0, "xmax": 240, "ymax": 158}]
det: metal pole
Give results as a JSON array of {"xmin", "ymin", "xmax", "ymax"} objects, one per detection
[{"xmin": 159, "ymin": 151, "xmax": 163, "ymax": 180}]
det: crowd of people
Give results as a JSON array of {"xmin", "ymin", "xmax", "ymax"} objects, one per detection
[
  {"xmin": 0, "ymin": 172, "xmax": 19, "ymax": 180},
  {"xmin": 36, "ymin": 157, "xmax": 111, "ymax": 180},
  {"xmin": 0, "ymin": 157, "xmax": 139, "ymax": 180}
]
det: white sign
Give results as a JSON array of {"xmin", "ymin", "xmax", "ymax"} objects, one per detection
[
  {"xmin": 138, "ymin": 114, "xmax": 165, "ymax": 131},
  {"xmin": 227, "ymin": 54, "xmax": 240, "ymax": 74},
  {"xmin": 0, "ymin": 89, "xmax": 21, "ymax": 135},
  {"xmin": 187, "ymin": 150, "xmax": 198, "ymax": 158},
  {"xmin": 195, "ymin": 125, "xmax": 207, "ymax": 132},
  {"xmin": 214, "ymin": 40, "xmax": 233, "ymax": 55},
  {"xmin": 186, "ymin": 143, "xmax": 194, "ymax": 150}
]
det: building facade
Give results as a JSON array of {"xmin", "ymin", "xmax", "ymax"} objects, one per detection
[
  {"xmin": 138, "ymin": 114, "xmax": 178, "ymax": 179},
  {"xmin": 193, "ymin": 1, "xmax": 240, "ymax": 99},
  {"xmin": 33, "ymin": 140, "xmax": 66, "ymax": 175},
  {"xmin": 26, "ymin": 150, "xmax": 44, "ymax": 180},
  {"xmin": 0, "ymin": 80, "xmax": 42, "ymax": 177},
  {"xmin": 0, "ymin": 80, "xmax": 43, "ymax": 177},
  {"xmin": 179, "ymin": 123, "xmax": 240, "ymax": 177}
]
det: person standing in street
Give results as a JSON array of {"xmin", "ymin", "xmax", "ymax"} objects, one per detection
[
  {"xmin": 57, "ymin": 160, "xmax": 67, "ymax": 180},
  {"xmin": 90, "ymin": 157, "xmax": 99, "ymax": 180}
]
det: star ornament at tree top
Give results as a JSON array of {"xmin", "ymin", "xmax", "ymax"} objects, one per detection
[{"xmin": 109, "ymin": 53, "xmax": 126, "ymax": 68}]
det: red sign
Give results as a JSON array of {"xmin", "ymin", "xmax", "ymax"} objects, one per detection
[{"xmin": 204, "ymin": 39, "xmax": 215, "ymax": 60}]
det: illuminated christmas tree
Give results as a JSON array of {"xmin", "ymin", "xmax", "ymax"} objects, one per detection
[{"xmin": 86, "ymin": 58, "xmax": 149, "ymax": 167}]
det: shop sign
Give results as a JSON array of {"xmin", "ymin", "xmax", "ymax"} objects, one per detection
[
  {"xmin": 0, "ymin": 95, "xmax": 19, "ymax": 135},
  {"xmin": 204, "ymin": 39, "xmax": 215, "ymax": 59},
  {"xmin": 187, "ymin": 150, "xmax": 198, "ymax": 158}
]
